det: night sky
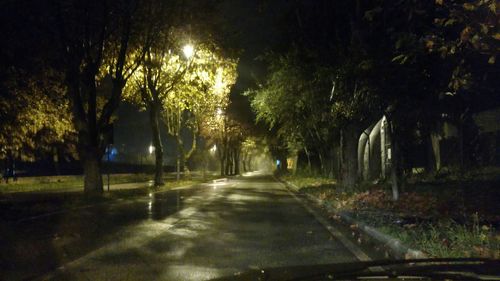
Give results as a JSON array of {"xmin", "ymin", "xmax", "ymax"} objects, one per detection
[{"xmin": 219, "ymin": 0, "xmax": 289, "ymax": 125}]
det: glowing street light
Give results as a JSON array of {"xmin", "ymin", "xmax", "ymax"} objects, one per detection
[
  {"xmin": 182, "ymin": 44, "xmax": 194, "ymax": 59},
  {"xmin": 148, "ymin": 145, "xmax": 155, "ymax": 154}
]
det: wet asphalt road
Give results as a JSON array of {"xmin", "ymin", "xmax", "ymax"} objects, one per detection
[{"xmin": 1, "ymin": 172, "xmax": 368, "ymax": 280}]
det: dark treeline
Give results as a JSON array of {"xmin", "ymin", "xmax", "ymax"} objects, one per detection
[{"xmin": 246, "ymin": 0, "xmax": 499, "ymax": 199}]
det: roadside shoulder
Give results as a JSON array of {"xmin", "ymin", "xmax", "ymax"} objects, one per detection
[
  {"xmin": 275, "ymin": 176, "xmax": 426, "ymax": 260},
  {"xmin": 273, "ymin": 175, "xmax": 379, "ymax": 262}
]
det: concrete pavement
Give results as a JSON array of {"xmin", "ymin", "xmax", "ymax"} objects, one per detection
[{"xmin": 1, "ymin": 172, "xmax": 374, "ymax": 280}]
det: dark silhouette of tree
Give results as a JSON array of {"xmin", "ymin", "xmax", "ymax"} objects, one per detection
[{"xmin": 42, "ymin": 0, "xmax": 158, "ymax": 193}]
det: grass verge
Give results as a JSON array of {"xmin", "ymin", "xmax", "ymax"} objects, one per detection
[
  {"xmin": 0, "ymin": 173, "xmax": 206, "ymax": 193},
  {"xmin": 282, "ymin": 173, "xmax": 500, "ymax": 259},
  {"xmin": 378, "ymin": 219, "xmax": 500, "ymax": 258}
]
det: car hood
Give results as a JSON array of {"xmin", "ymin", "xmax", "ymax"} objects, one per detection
[{"xmin": 210, "ymin": 258, "xmax": 500, "ymax": 281}]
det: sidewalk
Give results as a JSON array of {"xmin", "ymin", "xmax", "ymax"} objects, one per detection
[{"xmin": 0, "ymin": 179, "xmax": 149, "ymax": 197}]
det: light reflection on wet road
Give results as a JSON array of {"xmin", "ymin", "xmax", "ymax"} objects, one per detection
[{"xmin": 0, "ymin": 173, "xmax": 363, "ymax": 280}]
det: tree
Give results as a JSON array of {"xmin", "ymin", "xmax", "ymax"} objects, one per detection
[
  {"xmin": 241, "ymin": 138, "xmax": 258, "ymax": 172},
  {"xmin": 246, "ymin": 50, "xmax": 334, "ymax": 175},
  {"xmin": 201, "ymin": 109, "xmax": 245, "ymax": 176},
  {"xmin": 127, "ymin": 43, "xmax": 238, "ymax": 182},
  {"xmin": 124, "ymin": 25, "xmax": 194, "ymax": 185},
  {"xmin": 124, "ymin": 5, "xmax": 238, "ymax": 182},
  {"xmin": 246, "ymin": 47, "xmax": 378, "ymax": 184},
  {"xmin": 425, "ymin": 0, "xmax": 499, "ymax": 169},
  {"xmin": 0, "ymin": 69, "xmax": 75, "ymax": 164},
  {"xmin": 163, "ymin": 46, "xmax": 238, "ymax": 179},
  {"xmin": 45, "ymin": 0, "xmax": 157, "ymax": 193},
  {"xmin": 0, "ymin": 1, "xmax": 75, "ymax": 173}
]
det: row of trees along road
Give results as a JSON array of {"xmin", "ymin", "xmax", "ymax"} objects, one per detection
[
  {"xmin": 124, "ymin": 38, "xmax": 238, "ymax": 185},
  {"xmin": 246, "ymin": 0, "xmax": 498, "ymax": 200},
  {"xmin": 0, "ymin": 0, "xmax": 239, "ymax": 193}
]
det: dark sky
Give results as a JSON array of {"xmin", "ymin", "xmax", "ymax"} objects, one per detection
[{"xmin": 217, "ymin": 0, "xmax": 289, "ymax": 126}]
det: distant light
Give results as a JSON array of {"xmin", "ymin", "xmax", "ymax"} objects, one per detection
[
  {"xmin": 183, "ymin": 44, "xmax": 194, "ymax": 59},
  {"xmin": 210, "ymin": 144, "xmax": 217, "ymax": 153},
  {"xmin": 149, "ymin": 145, "xmax": 155, "ymax": 154},
  {"xmin": 105, "ymin": 146, "xmax": 118, "ymax": 161},
  {"xmin": 216, "ymin": 108, "xmax": 223, "ymax": 117},
  {"xmin": 276, "ymin": 160, "xmax": 281, "ymax": 166}
]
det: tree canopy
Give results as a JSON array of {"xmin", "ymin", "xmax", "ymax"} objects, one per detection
[{"xmin": 245, "ymin": 0, "xmax": 499, "ymax": 196}]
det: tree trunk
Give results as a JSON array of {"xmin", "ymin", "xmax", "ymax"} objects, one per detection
[
  {"xmin": 220, "ymin": 158, "xmax": 225, "ymax": 176},
  {"xmin": 218, "ymin": 144, "xmax": 225, "ymax": 176},
  {"xmin": 53, "ymin": 146, "xmax": 61, "ymax": 175},
  {"xmin": 68, "ymin": 70, "xmax": 106, "ymax": 194},
  {"xmin": 304, "ymin": 146, "xmax": 312, "ymax": 172},
  {"xmin": 457, "ymin": 118, "xmax": 464, "ymax": 170},
  {"xmin": 175, "ymin": 134, "xmax": 185, "ymax": 180},
  {"xmin": 82, "ymin": 148, "xmax": 103, "ymax": 194},
  {"xmin": 182, "ymin": 129, "xmax": 197, "ymax": 177},
  {"xmin": 335, "ymin": 140, "xmax": 342, "ymax": 179},
  {"xmin": 242, "ymin": 152, "xmax": 248, "ymax": 172},
  {"xmin": 202, "ymin": 149, "xmax": 207, "ymax": 180},
  {"xmin": 149, "ymin": 103, "xmax": 164, "ymax": 186},
  {"xmin": 318, "ymin": 151, "xmax": 326, "ymax": 176},
  {"xmin": 248, "ymin": 156, "xmax": 253, "ymax": 171},
  {"xmin": 279, "ymin": 155, "xmax": 288, "ymax": 173},
  {"xmin": 341, "ymin": 125, "xmax": 359, "ymax": 190},
  {"xmin": 176, "ymin": 156, "xmax": 180, "ymax": 180},
  {"xmin": 225, "ymin": 149, "xmax": 232, "ymax": 175},
  {"xmin": 328, "ymin": 148, "xmax": 335, "ymax": 179},
  {"xmin": 234, "ymin": 148, "xmax": 240, "ymax": 175}
]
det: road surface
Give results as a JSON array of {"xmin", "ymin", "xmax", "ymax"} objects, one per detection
[{"xmin": 0, "ymin": 172, "xmax": 373, "ymax": 280}]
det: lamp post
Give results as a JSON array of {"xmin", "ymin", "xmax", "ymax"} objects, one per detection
[
  {"xmin": 148, "ymin": 144, "xmax": 155, "ymax": 172},
  {"xmin": 173, "ymin": 44, "xmax": 195, "ymax": 181}
]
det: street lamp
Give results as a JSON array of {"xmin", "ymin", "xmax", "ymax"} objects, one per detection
[
  {"xmin": 148, "ymin": 145, "xmax": 155, "ymax": 155},
  {"xmin": 182, "ymin": 44, "xmax": 194, "ymax": 59}
]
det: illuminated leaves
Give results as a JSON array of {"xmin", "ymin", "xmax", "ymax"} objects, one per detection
[
  {"xmin": 463, "ymin": 3, "xmax": 476, "ymax": 11},
  {"xmin": 124, "ymin": 29, "xmax": 238, "ymax": 141},
  {"xmin": 0, "ymin": 70, "xmax": 74, "ymax": 160}
]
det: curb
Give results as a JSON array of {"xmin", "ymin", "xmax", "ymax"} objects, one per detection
[{"xmin": 279, "ymin": 179, "xmax": 427, "ymax": 260}]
